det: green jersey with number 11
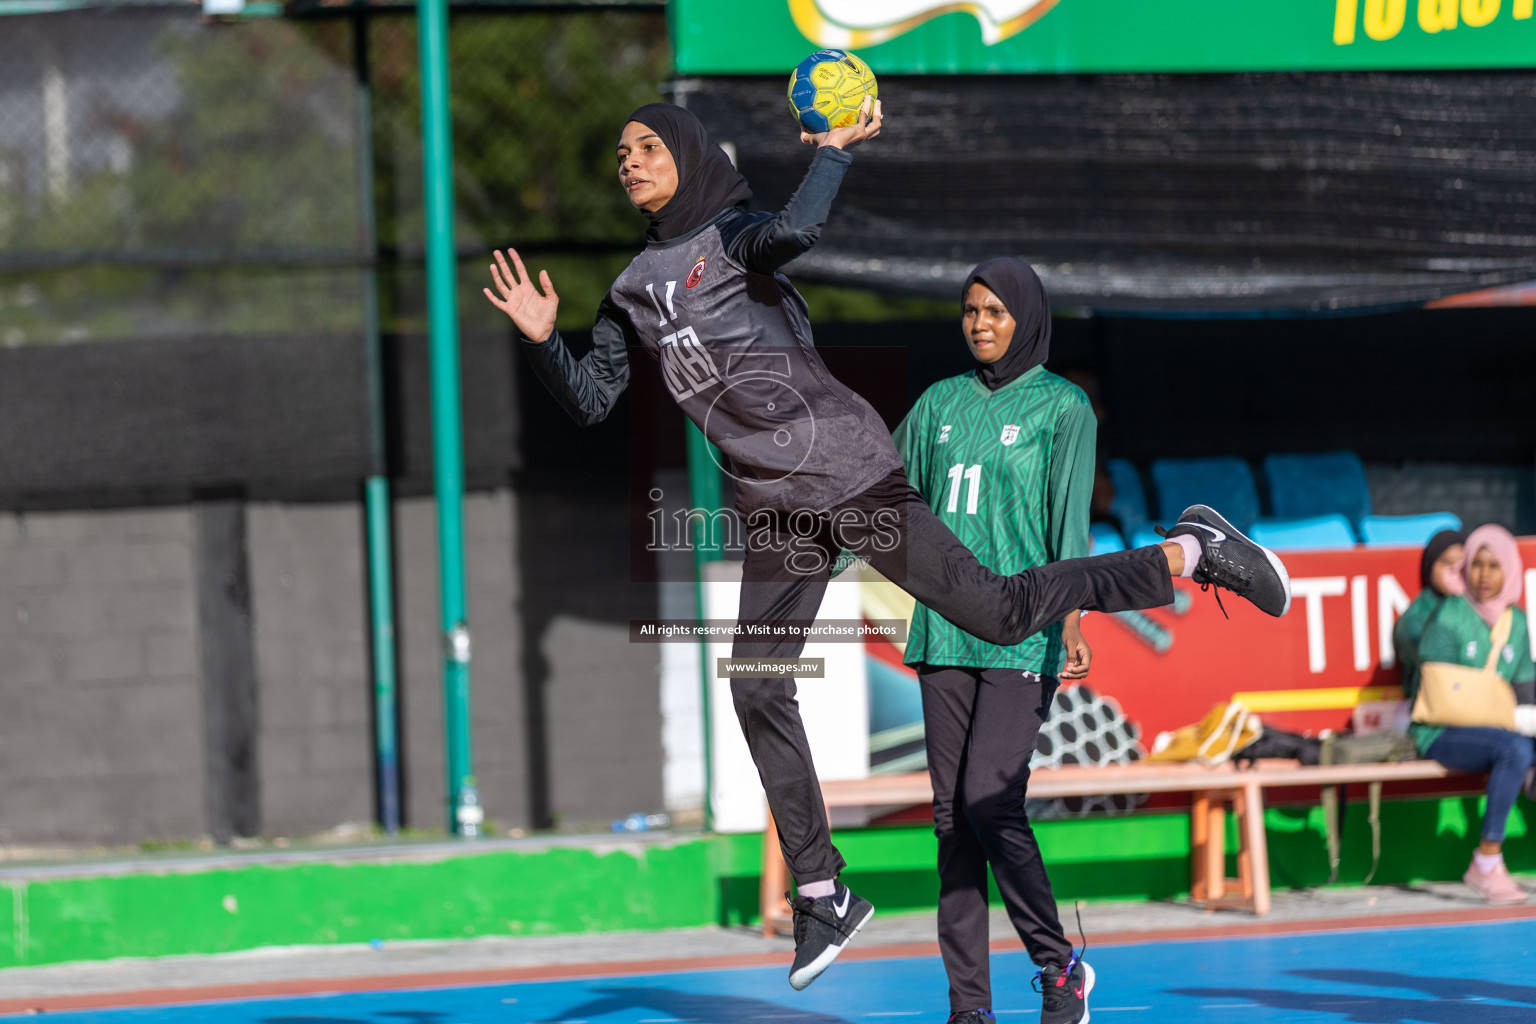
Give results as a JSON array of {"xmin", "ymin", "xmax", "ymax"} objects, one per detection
[{"xmin": 893, "ymin": 364, "xmax": 1096, "ymax": 673}]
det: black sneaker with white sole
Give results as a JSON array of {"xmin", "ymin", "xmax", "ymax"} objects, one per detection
[
  {"xmin": 945, "ymin": 1010, "xmax": 995, "ymax": 1024},
  {"xmin": 1161, "ymin": 504, "xmax": 1292, "ymax": 617},
  {"xmin": 786, "ymin": 880, "xmax": 874, "ymax": 990},
  {"xmin": 1036, "ymin": 959, "xmax": 1094, "ymax": 1024}
]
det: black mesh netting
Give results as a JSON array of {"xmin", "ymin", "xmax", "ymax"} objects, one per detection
[{"xmin": 685, "ymin": 71, "xmax": 1536, "ymax": 312}]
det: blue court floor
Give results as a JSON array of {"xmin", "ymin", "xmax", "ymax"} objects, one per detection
[{"xmin": 16, "ymin": 918, "xmax": 1536, "ymax": 1024}]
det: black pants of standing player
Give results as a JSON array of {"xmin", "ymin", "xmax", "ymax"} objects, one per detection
[
  {"xmin": 919, "ymin": 664, "xmax": 1071, "ymax": 1012},
  {"xmin": 729, "ymin": 468, "xmax": 1173, "ymax": 884}
]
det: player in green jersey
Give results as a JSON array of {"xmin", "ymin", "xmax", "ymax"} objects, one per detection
[{"xmin": 893, "ymin": 258, "xmax": 1097, "ymax": 1024}]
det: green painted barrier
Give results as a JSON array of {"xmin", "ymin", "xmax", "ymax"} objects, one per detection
[{"xmin": 0, "ymin": 795, "xmax": 1525, "ymax": 968}]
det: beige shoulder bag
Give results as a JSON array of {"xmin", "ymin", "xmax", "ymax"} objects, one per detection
[{"xmin": 1411, "ymin": 608, "xmax": 1517, "ymax": 731}]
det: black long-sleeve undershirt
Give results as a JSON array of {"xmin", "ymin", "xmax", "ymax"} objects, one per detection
[{"xmin": 717, "ymin": 145, "xmax": 852, "ymax": 275}]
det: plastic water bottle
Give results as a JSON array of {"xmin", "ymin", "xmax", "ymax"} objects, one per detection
[
  {"xmin": 611, "ymin": 811, "xmax": 671, "ymax": 832},
  {"xmin": 456, "ymin": 781, "xmax": 484, "ymax": 837}
]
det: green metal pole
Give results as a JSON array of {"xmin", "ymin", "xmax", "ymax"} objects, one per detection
[
  {"xmin": 416, "ymin": 0, "xmax": 477, "ymax": 836},
  {"xmin": 685, "ymin": 421, "xmax": 722, "ymax": 830},
  {"xmin": 365, "ymin": 477, "xmax": 401, "ymax": 831},
  {"xmin": 354, "ymin": 15, "xmax": 401, "ymax": 835}
]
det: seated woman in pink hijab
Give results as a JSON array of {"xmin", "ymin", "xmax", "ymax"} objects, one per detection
[{"xmin": 1414, "ymin": 524, "xmax": 1534, "ymax": 904}]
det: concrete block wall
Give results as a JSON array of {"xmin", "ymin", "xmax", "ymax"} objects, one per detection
[
  {"xmin": 516, "ymin": 482, "xmax": 664, "ymax": 831},
  {"xmin": 0, "ymin": 508, "xmax": 206, "ymax": 844},
  {"xmin": 393, "ymin": 490, "xmax": 530, "ymax": 834},
  {"xmin": 0, "ymin": 484, "xmax": 666, "ymax": 845},
  {"xmin": 247, "ymin": 501, "xmax": 374, "ymax": 837}
]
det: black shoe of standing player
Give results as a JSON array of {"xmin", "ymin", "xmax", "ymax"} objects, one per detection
[
  {"xmin": 1161, "ymin": 504, "xmax": 1292, "ymax": 617},
  {"xmin": 786, "ymin": 880, "xmax": 874, "ymax": 990},
  {"xmin": 1036, "ymin": 959, "xmax": 1095, "ymax": 1024},
  {"xmin": 945, "ymin": 1010, "xmax": 995, "ymax": 1024}
]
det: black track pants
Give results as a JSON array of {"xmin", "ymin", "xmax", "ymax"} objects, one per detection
[
  {"xmin": 729, "ymin": 469, "xmax": 1173, "ymax": 884},
  {"xmin": 920, "ymin": 664, "xmax": 1071, "ymax": 1011}
]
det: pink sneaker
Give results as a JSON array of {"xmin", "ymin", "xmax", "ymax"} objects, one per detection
[{"xmin": 1463, "ymin": 858, "xmax": 1529, "ymax": 904}]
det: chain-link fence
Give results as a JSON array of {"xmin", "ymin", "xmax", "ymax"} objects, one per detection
[{"xmin": 0, "ymin": 3, "xmax": 670, "ymax": 344}]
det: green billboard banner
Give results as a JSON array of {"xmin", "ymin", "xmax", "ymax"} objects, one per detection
[{"xmin": 672, "ymin": 0, "xmax": 1536, "ymax": 75}]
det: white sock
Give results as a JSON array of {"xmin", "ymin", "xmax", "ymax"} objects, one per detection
[
  {"xmin": 1515, "ymin": 705, "xmax": 1536, "ymax": 737},
  {"xmin": 1474, "ymin": 850, "xmax": 1504, "ymax": 874},
  {"xmin": 1169, "ymin": 534, "xmax": 1202, "ymax": 578},
  {"xmin": 798, "ymin": 879, "xmax": 836, "ymax": 898}
]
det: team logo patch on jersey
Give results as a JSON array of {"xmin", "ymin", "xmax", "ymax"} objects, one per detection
[
  {"xmin": 1000, "ymin": 424, "xmax": 1020, "ymax": 446},
  {"xmin": 658, "ymin": 325, "xmax": 721, "ymax": 401},
  {"xmin": 938, "ymin": 424, "xmax": 951, "ymax": 444},
  {"xmin": 686, "ymin": 257, "xmax": 706, "ymax": 289}
]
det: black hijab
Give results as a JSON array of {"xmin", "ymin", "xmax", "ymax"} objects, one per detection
[
  {"xmin": 624, "ymin": 103, "xmax": 752, "ymax": 244},
  {"xmin": 1420, "ymin": 528, "xmax": 1469, "ymax": 591},
  {"xmin": 962, "ymin": 257, "xmax": 1051, "ymax": 391}
]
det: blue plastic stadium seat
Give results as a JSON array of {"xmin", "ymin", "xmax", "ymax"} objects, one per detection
[
  {"xmin": 1089, "ymin": 522, "xmax": 1126, "ymax": 554},
  {"xmin": 1263, "ymin": 451, "xmax": 1372, "ymax": 527},
  {"xmin": 1105, "ymin": 458, "xmax": 1148, "ymax": 535},
  {"xmin": 1150, "ymin": 457, "xmax": 1261, "ymax": 534},
  {"xmin": 1359, "ymin": 512, "xmax": 1463, "ymax": 548},
  {"xmin": 1250, "ymin": 514, "xmax": 1357, "ymax": 552}
]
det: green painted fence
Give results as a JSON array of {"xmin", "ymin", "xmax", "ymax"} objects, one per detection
[{"xmin": 0, "ymin": 794, "xmax": 1526, "ymax": 968}]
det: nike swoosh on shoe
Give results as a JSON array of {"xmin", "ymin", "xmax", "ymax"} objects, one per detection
[{"xmin": 1186, "ymin": 522, "xmax": 1227, "ymax": 543}]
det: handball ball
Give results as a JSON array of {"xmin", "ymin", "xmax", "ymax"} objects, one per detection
[{"xmin": 787, "ymin": 49, "xmax": 877, "ymax": 134}]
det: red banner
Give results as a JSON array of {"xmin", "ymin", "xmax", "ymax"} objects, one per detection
[{"xmin": 1085, "ymin": 540, "xmax": 1536, "ymax": 741}]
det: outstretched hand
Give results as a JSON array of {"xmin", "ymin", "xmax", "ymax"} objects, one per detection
[
  {"xmin": 802, "ymin": 97, "xmax": 882, "ymax": 151},
  {"xmin": 483, "ymin": 249, "xmax": 558, "ymax": 343}
]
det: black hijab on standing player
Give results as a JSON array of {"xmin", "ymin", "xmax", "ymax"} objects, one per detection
[
  {"xmin": 624, "ymin": 103, "xmax": 753, "ymax": 244},
  {"xmin": 962, "ymin": 257, "xmax": 1051, "ymax": 391}
]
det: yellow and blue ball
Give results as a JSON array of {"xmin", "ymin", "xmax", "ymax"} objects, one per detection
[{"xmin": 787, "ymin": 49, "xmax": 877, "ymax": 134}]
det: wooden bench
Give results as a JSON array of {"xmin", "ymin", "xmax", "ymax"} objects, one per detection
[{"xmin": 759, "ymin": 758, "xmax": 1458, "ymax": 936}]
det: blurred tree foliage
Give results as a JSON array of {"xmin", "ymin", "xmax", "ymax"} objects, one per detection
[
  {"xmin": 0, "ymin": 8, "xmax": 942, "ymax": 344},
  {"xmin": 388, "ymin": 12, "xmax": 669, "ymax": 248},
  {"xmin": 363, "ymin": 11, "xmax": 670, "ymax": 331},
  {"xmin": 1, "ymin": 19, "xmax": 359, "ymax": 256},
  {"xmin": 0, "ymin": 16, "xmax": 364, "ymax": 343},
  {"xmin": 363, "ymin": 13, "xmax": 949, "ymax": 330},
  {"xmin": 130, "ymin": 22, "xmax": 361, "ymax": 256}
]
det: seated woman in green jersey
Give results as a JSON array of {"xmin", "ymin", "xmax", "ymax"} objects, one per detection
[
  {"xmin": 1392, "ymin": 528, "xmax": 1466, "ymax": 696},
  {"xmin": 893, "ymin": 257, "xmax": 1096, "ymax": 1024},
  {"xmin": 1412, "ymin": 524, "xmax": 1534, "ymax": 904}
]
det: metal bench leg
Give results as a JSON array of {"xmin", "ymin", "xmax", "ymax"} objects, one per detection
[
  {"xmin": 761, "ymin": 810, "xmax": 791, "ymax": 936},
  {"xmin": 1243, "ymin": 781, "xmax": 1272, "ymax": 915},
  {"xmin": 1205, "ymin": 794, "xmax": 1226, "ymax": 903},
  {"xmin": 1191, "ymin": 791, "xmax": 1226, "ymax": 905},
  {"xmin": 1190, "ymin": 792, "xmax": 1210, "ymax": 902},
  {"xmin": 1234, "ymin": 788, "xmax": 1254, "ymax": 901},
  {"xmin": 1204, "ymin": 798, "xmax": 1228, "ymax": 902}
]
